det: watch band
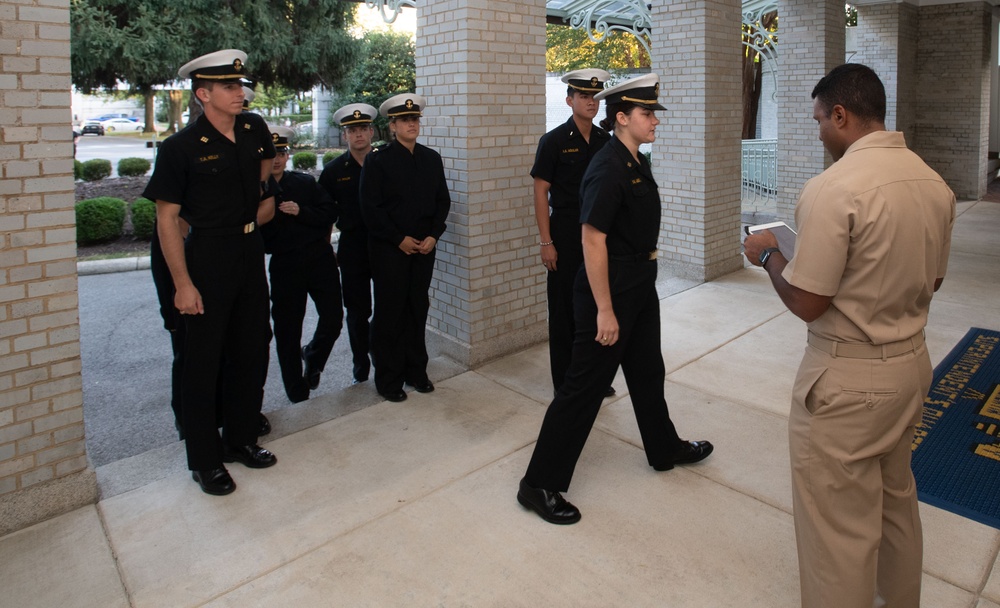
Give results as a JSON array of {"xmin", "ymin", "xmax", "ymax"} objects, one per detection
[{"xmin": 759, "ymin": 247, "xmax": 781, "ymax": 268}]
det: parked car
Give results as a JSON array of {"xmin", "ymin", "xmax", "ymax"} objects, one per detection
[
  {"xmin": 102, "ymin": 118, "xmax": 144, "ymax": 132},
  {"xmin": 80, "ymin": 121, "xmax": 105, "ymax": 136}
]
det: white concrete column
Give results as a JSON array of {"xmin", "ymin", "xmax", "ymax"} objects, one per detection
[
  {"xmin": 776, "ymin": 0, "xmax": 845, "ymax": 223},
  {"xmin": 415, "ymin": 0, "xmax": 548, "ymax": 366},
  {"xmin": 653, "ymin": 0, "xmax": 745, "ymax": 282}
]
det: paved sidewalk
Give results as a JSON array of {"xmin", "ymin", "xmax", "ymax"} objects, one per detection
[{"xmin": 4, "ymin": 200, "xmax": 999, "ymax": 607}]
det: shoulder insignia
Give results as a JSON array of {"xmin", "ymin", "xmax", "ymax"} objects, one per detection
[
  {"xmin": 627, "ymin": 161, "xmax": 633, "ymax": 168},
  {"xmin": 200, "ymin": 136, "xmax": 209, "ymax": 143},
  {"xmin": 243, "ymin": 123, "xmax": 251, "ymax": 130}
]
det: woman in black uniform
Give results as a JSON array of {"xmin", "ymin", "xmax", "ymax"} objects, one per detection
[{"xmin": 517, "ymin": 73, "xmax": 714, "ymax": 524}]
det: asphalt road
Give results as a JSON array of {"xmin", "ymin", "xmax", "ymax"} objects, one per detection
[
  {"xmin": 79, "ymin": 266, "xmax": 363, "ymax": 467},
  {"xmin": 75, "ymin": 134, "xmax": 156, "ymax": 177}
]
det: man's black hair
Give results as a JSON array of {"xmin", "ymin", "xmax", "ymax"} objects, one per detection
[{"xmin": 811, "ymin": 63, "xmax": 886, "ymax": 125}]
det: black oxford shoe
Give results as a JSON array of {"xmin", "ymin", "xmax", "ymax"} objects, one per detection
[
  {"xmin": 653, "ymin": 440, "xmax": 714, "ymax": 471},
  {"xmin": 192, "ymin": 467, "xmax": 236, "ymax": 496},
  {"xmin": 302, "ymin": 346, "xmax": 321, "ymax": 390},
  {"xmin": 516, "ymin": 478, "xmax": 581, "ymax": 525},
  {"xmin": 258, "ymin": 413, "xmax": 271, "ymax": 437},
  {"xmin": 408, "ymin": 380, "xmax": 434, "ymax": 393},
  {"xmin": 223, "ymin": 444, "xmax": 277, "ymax": 469},
  {"xmin": 353, "ymin": 364, "xmax": 370, "ymax": 384},
  {"xmin": 604, "ymin": 386, "xmax": 616, "ymax": 398},
  {"xmin": 380, "ymin": 390, "xmax": 407, "ymax": 403}
]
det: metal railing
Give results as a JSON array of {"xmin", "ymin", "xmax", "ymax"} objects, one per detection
[{"xmin": 741, "ymin": 138, "xmax": 777, "ymax": 216}]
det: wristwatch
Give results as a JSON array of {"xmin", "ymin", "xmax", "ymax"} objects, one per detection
[{"xmin": 759, "ymin": 247, "xmax": 780, "ymax": 268}]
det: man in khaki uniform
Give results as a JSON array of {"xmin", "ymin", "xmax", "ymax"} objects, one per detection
[{"xmin": 744, "ymin": 64, "xmax": 955, "ymax": 607}]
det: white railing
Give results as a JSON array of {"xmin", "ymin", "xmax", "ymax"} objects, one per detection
[{"xmin": 742, "ymin": 138, "xmax": 777, "ymax": 215}]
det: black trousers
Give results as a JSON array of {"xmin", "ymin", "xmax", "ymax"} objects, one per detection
[
  {"xmin": 269, "ymin": 240, "xmax": 343, "ymax": 400},
  {"xmin": 524, "ymin": 259, "xmax": 683, "ymax": 492},
  {"xmin": 181, "ymin": 231, "xmax": 271, "ymax": 471},
  {"xmin": 337, "ymin": 229, "xmax": 373, "ymax": 380},
  {"xmin": 368, "ymin": 238, "xmax": 435, "ymax": 395},
  {"xmin": 546, "ymin": 210, "xmax": 584, "ymax": 392}
]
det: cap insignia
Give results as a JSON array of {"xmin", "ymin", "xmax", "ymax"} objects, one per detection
[
  {"xmin": 233, "ymin": 58, "xmax": 243, "ymax": 73},
  {"xmin": 272, "ymin": 133, "xmax": 279, "ymax": 142},
  {"xmin": 353, "ymin": 110, "xmax": 361, "ymax": 119},
  {"xmin": 590, "ymin": 77, "xmax": 599, "ymax": 87},
  {"xmin": 405, "ymin": 99, "xmax": 414, "ymax": 109},
  {"xmin": 654, "ymin": 83, "xmax": 660, "ymax": 97}
]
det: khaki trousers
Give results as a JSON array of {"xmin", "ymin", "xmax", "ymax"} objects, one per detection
[{"xmin": 789, "ymin": 342, "xmax": 931, "ymax": 608}]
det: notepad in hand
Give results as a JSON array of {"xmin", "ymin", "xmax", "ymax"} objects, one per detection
[{"xmin": 745, "ymin": 221, "xmax": 796, "ymax": 260}]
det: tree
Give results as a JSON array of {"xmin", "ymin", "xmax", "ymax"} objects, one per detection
[
  {"xmin": 336, "ymin": 30, "xmax": 415, "ymax": 142},
  {"xmin": 546, "ymin": 24, "xmax": 650, "ymax": 73},
  {"xmin": 71, "ymin": 0, "xmax": 359, "ymax": 132}
]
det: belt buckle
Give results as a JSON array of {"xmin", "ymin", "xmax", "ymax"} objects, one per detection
[
  {"xmin": 244, "ymin": 222, "xmax": 254, "ymax": 234},
  {"xmin": 647, "ymin": 250, "xmax": 658, "ymax": 261}
]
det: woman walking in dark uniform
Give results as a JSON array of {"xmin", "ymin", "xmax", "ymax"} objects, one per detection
[{"xmin": 517, "ymin": 74, "xmax": 713, "ymax": 524}]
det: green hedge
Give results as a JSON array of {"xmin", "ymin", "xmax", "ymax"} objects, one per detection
[
  {"xmin": 81, "ymin": 159, "xmax": 112, "ymax": 182},
  {"xmin": 292, "ymin": 151, "xmax": 317, "ymax": 171},
  {"xmin": 76, "ymin": 197, "xmax": 126, "ymax": 244},
  {"xmin": 322, "ymin": 150, "xmax": 336, "ymax": 166},
  {"xmin": 117, "ymin": 157, "xmax": 151, "ymax": 177},
  {"xmin": 130, "ymin": 198, "xmax": 156, "ymax": 239},
  {"xmin": 73, "ymin": 159, "xmax": 83, "ymax": 180}
]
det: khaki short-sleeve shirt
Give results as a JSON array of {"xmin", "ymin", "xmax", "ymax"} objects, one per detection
[{"xmin": 782, "ymin": 131, "xmax": 955, "ymax": 344}]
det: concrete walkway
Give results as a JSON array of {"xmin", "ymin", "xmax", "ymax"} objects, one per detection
[{"xmin": 4, "ymin": 199, "xmax": 1000, "ymax": 607}]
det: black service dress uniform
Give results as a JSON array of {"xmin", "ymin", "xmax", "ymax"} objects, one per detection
[
  {"xmin": 142, "ymin": 111, "xmax": 275, "ymax": 472},
  {"xmin": 260, "ymin": 170, "xmax": 343, "ymax": 402},
  {"xmin": 359, "ymin": 140, "xmax": 450, "ymax": 396},
  {"xmin": 523, "ymin": 136, "xmax": 685, "ymax": 491},
  {"xmin": 319, "ymin": 151, "xmax": 372, "ymax": 382},
  {"xmin": 531, "ymin": 116, "xmax": 610, "ymax": 392}
]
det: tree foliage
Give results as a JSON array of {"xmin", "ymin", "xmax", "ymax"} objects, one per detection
[
  {"xmin": 546, "ymin": 24, "xmax": 649, "ymax": 73},
  {"xmin": 336, "ymin": 30, "xmax": 415, "ymax": 142},
  {"xmin": 71, "ymin": 0, "xmax": 359, "ymax": 131}
]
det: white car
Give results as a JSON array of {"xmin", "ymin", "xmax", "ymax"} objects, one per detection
[{"xmin": 101, "ymin": 118, "xmax": 144, "ymax": 132}]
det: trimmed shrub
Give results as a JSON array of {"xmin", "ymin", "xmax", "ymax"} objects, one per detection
[
  {"xmin": 81, "ymin": 158, "xmax": 112, "ymax": 182},
  {"xmin": 74, "ymin": 159, "xmax": 83, "ymax": 180},
  {"xmin": 292, "ymin": 151, "xmax": 317, "ymax": 171},
  {"xmin": 118, "ymin": 157, "xmax": 151, "ymax": 177},
  {"xmin": 130, "ymin": 197, "xmax": 156, "ymax": 239},
  {"xmin": 76, "ymin": 197, "xmax": 127, "ymax": 244},
  {"xmin": 322, "ymin": 150, "xmax": 336, "ymax": 166}
]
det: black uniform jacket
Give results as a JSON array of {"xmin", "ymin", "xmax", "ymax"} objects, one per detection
[
  {"xmin": 318, "ymin": 150, "xmax": 364, "ymax": 233},
  {"xmin": 531, "ymin": 116, "xmax": 610, "ymax": 210},
  {"xmin": 359, "ymin": 140, "xmax": 450, "ymax": 246},
  {"xmin": 260, "ymin": 170, "xmax": 337, "ymax": 255},
  {"xmin": 143, "ymin": 112, "xmax": 276, "ymax": 228}
]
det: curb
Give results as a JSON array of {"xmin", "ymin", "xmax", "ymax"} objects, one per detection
[{"xmin": 78, "ymin": 256, "xmax": 151, "ymax": 276}]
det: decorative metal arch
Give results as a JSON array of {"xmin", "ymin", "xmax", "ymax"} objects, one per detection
[
  {"xmin": 563, "ymin": 0, "xmax": 652, "ymax": 57},
  {"xmin": 363, "ymin": 0, "xmax": 414, "ymax": 24},
  {"xmin": 742, "ymin": 1, "xmax": 779, "ymax": 97}
]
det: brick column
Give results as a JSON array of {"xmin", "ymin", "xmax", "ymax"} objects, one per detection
[
  {"xmin": 776, "ymin": 0, "xmax": 845, "ymax": 222},
  {"xmin": 415, "ymin": 0, "xmax": 548, "ymax": 366},
  {"xmin": 653, "ymin": 0, "xmax": 744, "ymax": 282},
  {"xmin": 0, "ymin": 0, "xmax": 96, "ymax": 535},
  {"xmin": 853, "ymin": 3, "xmax": 918, "ymax": 139},
  {"xmin": 914, "ymin": 3, "xmax": 991, "ymax": 201}
]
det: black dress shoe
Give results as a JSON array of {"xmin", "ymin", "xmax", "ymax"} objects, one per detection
[
  {"xmin": 408, "ymin": 380, "xmax": 434, "ymax": 393},
  {"xmin": 353, "ymin": 363, "xmax": 370, "ymax": 384},
  {"xmin": 223, "ymin": 444, "xmax": 277, "ymax": 469},
  {"xmin": 653, "ymin": 440, "xmax": 714, "ymax": 471},
  {"xmin": 380, "ymin": 390, "xmax": 407, "ymax": 403},
  {"xmin": 258, "ymin": 413, "xmax": 271, "ymax": 437},
  {"xmin": 516, "ymin": 478, "xmax": 581, "ymax": 525},
  {"xmin": 192, "ymin": 467, "xmax": 236, "ymax": 496},
  {"xmin": 302, "ymin": 346, "xmax": 321, "ymax": 390},
  {"xmin": 604, "ymin": 386, "xmax": 616, "ymax": 398}
]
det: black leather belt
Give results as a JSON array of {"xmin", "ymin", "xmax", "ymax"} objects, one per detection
[
  {"xmin": 190, "ymin": 222, "xmax": 256, "ymax": 237},
  {"xmin": 609, "ymin": 251, "xmax": 658, "ymax": 263}
]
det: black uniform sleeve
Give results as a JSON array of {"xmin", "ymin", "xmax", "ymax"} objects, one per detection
[
  {"xmin": 530, "ymin": 131, "xmax": 557, "ymax": 183},
  {"xmin": 359, "ymin": 150, "xmax": 404, "ymax": 246},
  {"xmin": 579, "ymin": 153, "xmax": 622, "ymax": 234},
  {"xmin": 142, "ymin": 137, "xmax": 186, "ymax": 205},
  {"xmin": 296, "ymin": 178, "xmax": 338, "ymax": 228}
]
